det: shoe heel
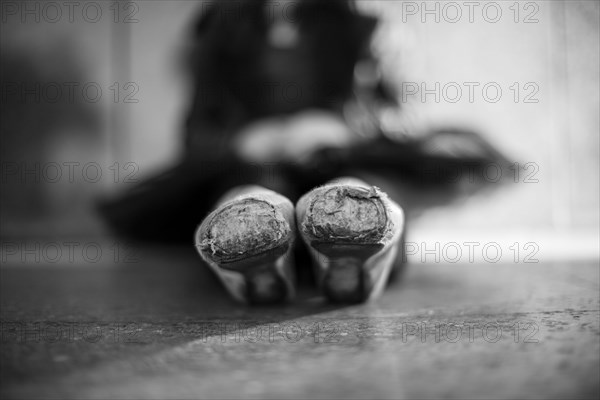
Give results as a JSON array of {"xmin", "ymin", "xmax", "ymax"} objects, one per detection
[
  {"xmin": 297, "ymin": 181, "xmax": 404, "ymax": 303},
  {"xmin": 314, "ymin": 243, "xmax": 384, "ymax": 303},
  {"xmin": 222, "ymin": 242, "xmax": 293, "ymax": 304},
  {"xmin": 196, "ymin": 190, "xmax": 295, "ymax": 304}
]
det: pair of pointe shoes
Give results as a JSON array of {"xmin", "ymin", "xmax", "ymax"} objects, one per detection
[{"xmin": 195, "ymin": 178, "xmax": 405, "ymax": 304}]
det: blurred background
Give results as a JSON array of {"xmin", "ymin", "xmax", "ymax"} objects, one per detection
[{"xmin": 1, "ymin": 0, "xmax": 598, "ymax": 261}]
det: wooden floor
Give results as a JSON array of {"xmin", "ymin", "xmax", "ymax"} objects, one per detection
[{"xmin": 1, "ymin": 245, "xmax": 598, "ymax": 399}]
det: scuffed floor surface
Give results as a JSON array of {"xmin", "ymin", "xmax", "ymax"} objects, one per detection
[{"xmin": 1, "ymin": 245, "xmax": 598, "ymax": 399}]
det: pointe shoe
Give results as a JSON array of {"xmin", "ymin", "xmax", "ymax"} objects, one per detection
[
  {"xmin": 296, "ymin": 178, "xmax": 405, "ymax": 303},
  {"xmin": 195, "ymin": 186, "xmax": 296, "ymax": 304}
]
